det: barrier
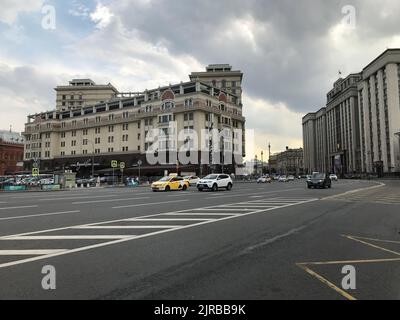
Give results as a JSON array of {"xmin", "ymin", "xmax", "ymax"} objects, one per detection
[
  {"xmin": 3, "ymin": 185, "xmax": 27, "ymax": 191},
  {"xmin": 41, "ymin": 184, "xmax": 61, "ymax": 191}
]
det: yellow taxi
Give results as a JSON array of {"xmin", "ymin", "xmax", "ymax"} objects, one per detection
[{"xmin": 151, "ymin": 175, "xmax": 190, "ymax": 192}]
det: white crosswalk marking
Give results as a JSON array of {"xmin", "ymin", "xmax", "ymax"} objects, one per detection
[{"xmin": 0, "ymin": 196, "xmax": 318, "ymax": 269}]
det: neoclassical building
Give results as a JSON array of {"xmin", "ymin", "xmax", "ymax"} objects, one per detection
[{"xmin": 23, "ymin": 65, "xmax": 246, "ymax": 177}]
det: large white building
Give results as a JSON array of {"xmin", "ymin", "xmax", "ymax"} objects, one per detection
[
  {"xmin": 303, "ymin": 49, "xmax": 400, "ymax": 176},
  {"xmin": 23, "ymin": 65, "xmax": 246, "ymax": 176}
]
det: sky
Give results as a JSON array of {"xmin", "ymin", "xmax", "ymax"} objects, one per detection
[{"xmin": 1, "ymin": 0, "xmax": 400, "ymax": 157}]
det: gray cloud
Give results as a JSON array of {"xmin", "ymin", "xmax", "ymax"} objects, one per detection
[{"xmin": 109, "ymin": 0, "xmax": 400, "ymax": 114}]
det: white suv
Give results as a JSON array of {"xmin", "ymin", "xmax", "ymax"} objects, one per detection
[{"xmin": 197, "ymin": 174, "xmax": 233, "ymax": 192}]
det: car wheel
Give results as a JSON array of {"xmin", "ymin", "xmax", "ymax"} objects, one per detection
[
  {"xmin": 165, "ymin": 186, "xmax": 170, "ymax": 192},
  {"xmin": 212, "ymin": 184, "xmax": 218, "ymax": 192},
  {"xmin": 307, "ymin": 185, "xmax": 311, "ymax": 189},
  {"xmin": 182, "ymin": 185, "xmax": 187, "ymax": 191},
  {"xmin": 197, "ymin": 187, "xmax": 203, "ymax": 192},
  {"xmin": 226, "ymin": 183, "xmax": 233, "ymax": 191},
  {"xmin": 328, "ymin": 184, "xmax": 332, "ymax": 189}
]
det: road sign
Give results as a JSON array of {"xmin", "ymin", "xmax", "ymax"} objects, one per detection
[
  {"xmin": 111, "ymin": 160, "xmax": 118, "ymax": 168},
  {"xmin": 32, "ymin": 168, "xmax": 39, "ymax": 177},
  {"xmin": 137, "ymin": 160, "xmax": 142, "ymax": 166},
  {"xmin": 120, "ymin": 162, "xmax": 125, "ymax": 170}
]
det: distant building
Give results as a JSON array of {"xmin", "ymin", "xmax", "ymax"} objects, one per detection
[
  {"xmin": 303, "ymin": 49, "xmax": 400, "ymax": 176},
  {"xmin": 55, "ymin": 79, "xmax": 119, "ymax": 111},
  {"xmin": 0, "ymin": 130, "xmax": 24, "ymax": 175},
  {"xmin": 275, "ymin": 147, "xmax": 304, "ymax": 175}
]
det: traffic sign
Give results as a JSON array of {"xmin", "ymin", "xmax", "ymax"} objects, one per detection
[
  {"xmin": 120, "ymin": 162, "xmax": 125, "ymax": 170},
  {"xmin": 32, "ymin": 168, "xmax": 39, "ymax": 177},
  {"xmin": 111, "ymin": 160, "xmax": 118, "ymax": 168},
  {"xmin": 137, "ymin": 160, "xmax": 142, "ymax": 166}
]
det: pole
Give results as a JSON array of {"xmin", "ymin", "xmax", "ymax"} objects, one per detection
[{"xmin": 138, "ymin": 164, "xmax": 141, "ymax": 184}]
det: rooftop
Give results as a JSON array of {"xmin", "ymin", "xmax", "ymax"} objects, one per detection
[{"xmin": 0, "ymin": 130, "xmax": 24, "ymax": 144}]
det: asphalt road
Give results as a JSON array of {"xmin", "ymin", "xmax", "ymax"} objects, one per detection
[{"xmin": 0, "ymin": 179, "xmax": 399, "ymax": 300}]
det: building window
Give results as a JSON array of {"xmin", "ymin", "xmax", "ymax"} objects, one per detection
[
  {"xmin": 84, "ymin": 118, "xmax": 89, "ymax": 125},
  {"xmin": 95, "ymin": 137, "xmax": 100, "ymax": 144},
  {"xmin": 83, "ymin": 129, "xmax": 88, "ymax": 135},
  {"xmin": 138, "ymin": 133, "xmax": 141, "ymax": 140},
  {"xmin": 184, "ymin": 113, "xmax": 194, "ymax": 121},
  {"xmin": 161, "ymin": 101, "xmax": 175, "ymax": 110},
  {"xmin": 96, "ymin": 116, "xmax": 101, "ymax": 123},
  {"xmin": 108, "ymin": 125, "xmax": 114, "ymax": 133},
  {"xmin": 108, "ymin": 147, "xmax": 114, "ymax": 153},
  {"xmin": 109, "ymin": 114, "xmax": 114, "ymax": 121},
  {"xmin": 122, "ymin": 112, "xmax": 129, "ymax": 119},
  {"xmin": 71, "ymin": 130, "xmax": 77, "ymax": 137},
  {"xmin": 184, "ymin": 99, "xmax": 193, "ymax": 107},
  {"xmin": 108, "ymin": 136, "xmax": 114, "ymax": 143},
  {"xmin": 123, "ymin": 123, "xmax": 129, "ymax": 131},
  {"xmin": 95, "ymin": 127, "xmax": 101, "ymax": 134}
]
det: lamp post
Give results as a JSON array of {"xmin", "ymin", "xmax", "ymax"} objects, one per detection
[
  {"xmin": 261, "ymin": 151, "xmax": 264, "ymax": 175},
  {"xmin": 87, "ymin": 139, "xmax": 95, "ymax": 178}
]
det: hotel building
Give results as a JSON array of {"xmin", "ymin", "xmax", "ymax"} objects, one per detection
[{"xmin": 23, "ymin": 65, "xmax": 246, "ymax": 176}]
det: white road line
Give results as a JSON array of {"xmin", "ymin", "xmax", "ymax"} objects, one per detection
[
  {"xmin": 225, "ymin": 205, "xmax": 277, "ymax": 208},
  {"xmin": 112, "ymin": 199, "xmax": 188, "ymax": 209},
  {"xmin": 72, "ymin": 225, "xmax": 181, "ymax": 229},
  {"xmin": 0, "ymin": 249, "xmax": 67, "ymax": 256},
  {"xmin": 204, "ymin": 188, "xmax": 303, "ymax": 200},
  {"xmin": 72, "ymin": 197, "xmax": 150, "ymax": 205},
  {"xmin": 166, "ymin": 213, "xmax": 241, "ymax": 216},
  {"xmin": 190, "ymin": 208, "xmax": 252, "ymax": 211},
  {"xmin": 0, "ymin": 205, "xmax": 38, "ymax": 211},
  {"xmin": 3, "ymin": 235, "xmax": 133, "ymax": 240},
  {"xmin": 130, "ymin": 218, "xmax": 216, "ymax": 222},
  {"xmin": 0, "ymin": 210, "xmax": 80, "ymax": 221},
  {"xmin": 39, "ymin": 195, "xmax": 119, "ymax": 201},
  {"xmin": 0, "ymin": 198, "xmax": 319, "ymax": 269}
]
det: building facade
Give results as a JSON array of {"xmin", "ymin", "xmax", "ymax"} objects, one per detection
[
  {"xmin": 56, "ymin": 79, "xmax": 119, "ymax": 111},
  {"xmin": 275, "ymin": 147, "xmax": 304, "ymax": 175},
  {"xmin": 358, "ymin": 50, "xmax": 400, "ymax": 175},
  {"xmin": 0, "ymin": 130, "xmax": 24, "ymax": 175},
  {"xmin": 24, "ymin": 69, "xmax": 246, "ymax": 177},
  {"xmin": 303, "ymin": 49, "xmax": 400, "ymax": 176}
]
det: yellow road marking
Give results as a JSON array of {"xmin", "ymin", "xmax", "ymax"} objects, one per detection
[
  {"xmin": 297, "ymin": 258, "xmax": 400, "ymax": 266},
  {"xmin": 343, "ymin": 235, "xmax": 400, "ymax": 256},
  {"xmin": 296, "ymin": 264, "xmax": 357, "ymax": 300},
  {"xmin": 346, "ymin": 235, "xmax": 400, "ymax": 245}
]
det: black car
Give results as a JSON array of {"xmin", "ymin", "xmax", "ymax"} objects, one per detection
[{"xmin": 307, "ymin": 173, "xmax": 332, "ymax": 189}]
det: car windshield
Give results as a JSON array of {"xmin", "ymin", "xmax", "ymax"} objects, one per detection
[
  {"xmin": 204, "ymin": 175, "xmax": 218, "ymax": 180},
  {"xmin": 159, "ymin": 177, "xmax": 171, "ymax": 182},
  {"xmin": 312, "ymin": 173, "xmax": 325, "ymax": 179}
]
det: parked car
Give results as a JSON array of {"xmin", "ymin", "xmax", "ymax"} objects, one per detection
[
  {"xmin": 278, "ymin": 175, "xmax": 288, "ymax": 182},
  {"xmin": 197, "ymin": 174, "xmax": 233, "ymax": 191},
  {"xmin": 183, "ymin": 176, "xmax": 200, "ymax": 186},
  {"xmin": 329, "ymin": 174, "xmax": 338, "ymax": 181},
  {"xmin": 257, "ymin": 176, "xmax": 272, "ymax": 183},
  {"xmin": 307, "ymin": 173, "xmax": 332, "ymax": 189},
  {"xmin": 287, "ymin": 175, "xmax": 295, "ymax": 182}
]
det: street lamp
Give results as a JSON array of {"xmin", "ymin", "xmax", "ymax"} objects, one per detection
[
  {"xmin": 87, "ymin": 139, "xmax": 95, "ymax": 178},
  {"xmin": 261, "ymin": 151, "xmax": 264, "ymax": 174}
]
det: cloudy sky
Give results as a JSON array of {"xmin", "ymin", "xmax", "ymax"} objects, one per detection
[{"xmin": 1, "ymin": 0, "xmax": 400, "ymax": 157}]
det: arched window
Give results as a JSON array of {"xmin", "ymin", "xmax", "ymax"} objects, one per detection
[{"xmin": 161, "ymin": 101, "xmax": 175, "ymax": 110}]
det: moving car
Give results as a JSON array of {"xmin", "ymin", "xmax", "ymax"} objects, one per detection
[
  {"xmin": 257, "ymin": 176, "xmax": 272, "ymax": 183},
  {"xmin": 183, "ymin": 175, "xmax": 200, "ymax": 186},
  {"xmin": 329, "ymin": 174, "xmax": 338, "ymax": 181},
  {"xmin": 278, "ymin": 175, "xmax": 288, "ymax": 182},
  {"xmin": 152, "ymin": 176, "xmax": 189, "ymax": 192},
  {"xmin": 307, "ymin": 173, "xmax": 332, "ymax": 189},
  {"xmin": 197, "ymin": 174, "xmax": 233, "ymax": 191}
]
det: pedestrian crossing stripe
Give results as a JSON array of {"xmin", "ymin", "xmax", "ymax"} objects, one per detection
[{"xmin": 0, "ymin": 197, "xmax": 318, "ymax": 269}]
